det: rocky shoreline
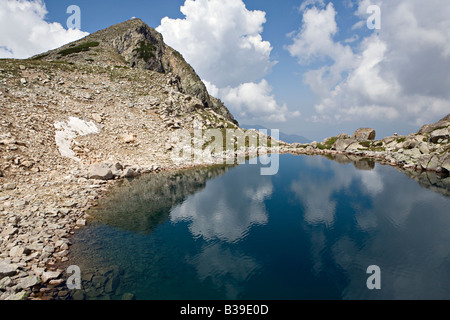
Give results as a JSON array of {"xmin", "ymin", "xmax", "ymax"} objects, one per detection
[
  {"xmin": 281, "ymin": 114, "xmax": 450, "ymax": 176},
  {"xmin": 0, "ymin": 158, "xmax": 190, "ymax": 300}
]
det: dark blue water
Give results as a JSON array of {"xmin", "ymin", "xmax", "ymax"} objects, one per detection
[{"xmin": 68, "ymin": 154, "xmax": 450, "ymax": 300}]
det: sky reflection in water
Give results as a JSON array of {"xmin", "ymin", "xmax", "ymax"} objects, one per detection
[{"xmin": 69, "ymin": 154, "xmax": 450, "ymax": 300}]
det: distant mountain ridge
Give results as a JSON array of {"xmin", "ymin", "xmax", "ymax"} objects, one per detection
[{"xmin": 241, "ymin": 124, "xmax": 312, "ymax": 144}]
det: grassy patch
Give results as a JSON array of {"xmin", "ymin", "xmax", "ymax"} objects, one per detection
[
  {"xmin": 368, "ymin": 146, "xmax": 386, "ymax": 152},
  {"xmin": 31, "ymin": 53, "xmax": 49, "ymax": 60},
  {"xmin": 317, "ymin": 136, "xmax": 338, "ymax": 150},
  {"xmin": 171, "ymin": 50, "xmax": 184, "ymax": 60},
  {"xmin": 133, "ymin": 40, "xmax": 156, "ymax": 62},
  {"xmin": 58, "ymin": 41, "xmax": 100, "ymax": 56},
  {"xmin": 396, "ymin": 137, "xmax": 406, "ymax": 143}
]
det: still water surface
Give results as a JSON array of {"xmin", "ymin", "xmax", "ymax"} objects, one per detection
[{"xmin": 68, "ymin": 154, "xmax": 450, "ymax": 300}]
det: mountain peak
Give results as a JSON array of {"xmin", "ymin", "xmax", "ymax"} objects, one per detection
[{"xmin": 32, "ymin": 18, "xmax": 237, "ymax": 123}]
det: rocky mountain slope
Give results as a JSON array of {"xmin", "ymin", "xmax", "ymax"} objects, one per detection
[{"xmin": 33, "ymin": 18, "xmax": 236, "ymax": 124}]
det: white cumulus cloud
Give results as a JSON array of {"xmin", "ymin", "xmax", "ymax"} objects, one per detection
[
  {"xmin": 204, "ymin": 79, "xmax": 297, "ymax": 123},
  {"xmin": 157, "ymin": 0, "xmax": 292, "ymax": 123},
  {"xmin": 287, "ymin": 0, "xmax": 450, "ymax": 126},
  {"xmin": 157, "ymin": 0, "xmax": 275, "ymax": 88},
  {"xmin": 0, "ymin": 0, "xmax": 88, "ymax": 59}
]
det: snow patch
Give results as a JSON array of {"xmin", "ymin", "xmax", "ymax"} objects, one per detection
[{"xmin": 54, "ymin": 117, "xmax": 99, "ymax": 161}]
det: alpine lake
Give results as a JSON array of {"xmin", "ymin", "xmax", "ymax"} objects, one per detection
[{"xmin": 64, "ymin": 153, "xmax": 450, "ymax": 300}]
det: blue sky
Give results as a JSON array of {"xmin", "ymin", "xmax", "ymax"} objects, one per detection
[{"xmin": 1, "ymin": 0, "xmax": 450, "ymax": 141}]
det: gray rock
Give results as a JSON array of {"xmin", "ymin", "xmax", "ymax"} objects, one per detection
[
  {"xmin": 427, "ymin": 155, "xmax": 441, "ymax": 171},
  {"xmin": 18, "ymin": 275, "xmax": 41, "ymax": 289},
  {"xmin": 88, "ymin": 163, "xmax": 114, "ymax": 181},
  {"xmin": 430, "ymin": 128, "xmax": 449, "ymax": 143},
  {"xmin": 112, "ymin": 162, "xmax": 123, "ymax": 171},
  {"xmin": 43, "ymin": 245, "xmax": 55, "ymax": 254},
  {"xmin": 111, "ymin": 162, "xmax": 123, "ymax": 177},
  {"xmin": 419, "ymin": 114, "xmax": 450, "ymax": 134},
  {"xmin": 122, "ymin": 167, "xmax": 136, "ymax": 178},
  {"xmin": 42, "ymin": 271, "xmax": 61, "ymax": 283},
  {"xmin": 418, "ymin": 155, "xmax": 432, "ymax": 170},
  {"xmin": 332, "ymin": 139, "xmax": 357, "ymax": 152},
  {"xmin": 0, "ymin": 276, "xmax": 12, "ymax": 290},
  {"xmin": 346, "ymin": 142, "xmax": 363, "ymax": 152},
  {"xmin": 0, "ymin": 226, "xmax": 18, "ymax": 237},
  {"xmin": 441, "ymin": 156, "xmax": 450, "ymax": 173},
  {"xmin": 403, "ymin": 148, "xmax": 422, "ymax": 159},
  {"xmin": 403, "ymin": 139, "xmax": 419, "ymax": 149},
  {"xmin": 76, "ymin": 219, "xmax": 87, "ymax": 226},
  {"xmin": 9, "ymin": 246, "xmax": 25, "ymax": 258},
  {"xmin": 3, "ymin": 183, "xmax": 16, "ymax": 190},
  {"xmin": 353, "ymin": 128, "xmax": 376, "ymax": 141},
  {"xmin": 0, "ymin": 261, "xmax": 18, "ymax": 279},
  {"xmin": 419, "ymin": 143, "xmax": 430, "ymax": 154}
]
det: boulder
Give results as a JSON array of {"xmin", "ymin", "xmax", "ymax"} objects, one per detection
[
  {"xmin": 336, "ymin": 133, "xmax": 350, "ymax": 139},
  {"xmin": 332, "ymin": 139, "xmax": 357, "ymax": 152},
  {"xmin": 403, "ymin": 139, "xmax": 419, "ymax": 149},
  {"xmin": 403, "ymin": 148, "xmax": 422, "ymax": 159},
  {"xmin": 9, "ymin": 246, "xmax": 25, "ymax": 258},
  {"xmin": 122, "ymin": 167, "xmax": 136, "ymax": 178},
  {"xmin": 89, "ymin": 163, "xmax": 114, "ymax": 180},
  {"xmin": 430, "ymin": 128, "xmax": 449, "ymax": 143},
  {"xmin": 418, "ymin": 155, "xmax": 432, "ymax": 170},
  {"xmin": 418, "ymin": 114, "xmax": 450, "ymax": 134},
  {"xmin": 441, "ymin": 156, "xmax": 450, "ymax": 173},
  {"xmin": 418, "ymin": 143, "xmax": 430, "ymax": 155},
  {"xmin": 0, "ymin": 276, "xmax": 12, "ymax": 290},
  {"xmin": 111, "ymin": 162, "xmax": 123, "ymax": 177},
  {"xmin": 0, "ymin": 261, "xmax": 19, "ymax": 279},
  {"xmin": 18, "ymin": 276, "xmax": 41, "ymax": 289},
  {"xmin": 426, "ymin": 155, "xmax": 441, "ymax": 171},
  {"xmin": 352, "ymin": 128, "xmax": 376, "ymax": 141},
  {"xmin": 346, "ymin": 142, "xmax": 364, "ymax": 152},
  {"xmin": 42, "ymin": 271, "xmax": 62, "ymax": 283}
]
